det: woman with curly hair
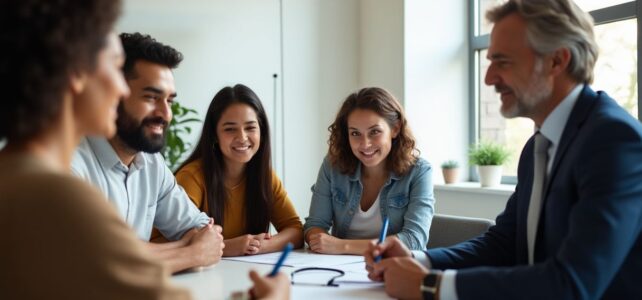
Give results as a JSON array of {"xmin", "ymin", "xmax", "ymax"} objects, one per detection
[{"xmin": 304, "ymin": 87, "xmax": 435, "ymax": 254}]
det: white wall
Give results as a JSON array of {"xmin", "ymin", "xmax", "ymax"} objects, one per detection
[
  {"xmin": 404, "ymin": 0, "xmax": 470, "ymax": 183},
  {"xmin": 281, "ymin": 0, "xmax": 359, "ymax": 218},
  {"xmin": 359, "ymin": 0, "xmax": 404, "ymax": 100}
]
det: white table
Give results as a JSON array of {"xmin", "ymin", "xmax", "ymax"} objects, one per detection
[{"xmin": 172, "ymin": 258, "xmax": 392, "ymax": 300}]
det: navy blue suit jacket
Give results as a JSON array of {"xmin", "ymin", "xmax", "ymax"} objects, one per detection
[{"xmin": 427, "ymin": 86, "xmax": 642, "ymax": 299}]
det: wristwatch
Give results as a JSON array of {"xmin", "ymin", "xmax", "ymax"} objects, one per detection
[{"xmin": 421, "ymin": 271, "xmax": 443, "ymax": 300}]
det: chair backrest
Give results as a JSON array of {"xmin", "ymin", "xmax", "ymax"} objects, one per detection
[{"xmin": 427, "ymin": 214, "xmax": 495, "ymax": 249}]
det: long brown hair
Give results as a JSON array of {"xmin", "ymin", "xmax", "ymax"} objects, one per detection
[
  {"xmin": 327, "ymin": 87, "xmax": 418, "ymax": 175},
  {"xmin": 177, "ymin": 84, "xmax": 272, "ymax": 234}
]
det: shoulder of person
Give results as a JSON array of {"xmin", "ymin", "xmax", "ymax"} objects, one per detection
[
  {"xmin": 70, "ymin": 138, "xmax": 93, "ymax": 168},
  {"xmin": 20, "ymin": 173, "xmax": 116, "ymax": 222},
  {"xmin": 177, "ymin": 159, "xmax": 203, "ymax": 175},
  {"xmin": 409, "ymin": 157, "xmax": 432, "ymax": 174}
]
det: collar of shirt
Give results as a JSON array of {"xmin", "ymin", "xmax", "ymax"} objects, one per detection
[
  {"xmin": 538, "ymin": 84, "xmax": 584, "ymax": 151},
  {"xmin": 87, "ymin": 136, "xmax": 147, "ymax": 172},
  {"xmin": 536, "ymin": 84, "xmax": 583, "ymax": 172}
]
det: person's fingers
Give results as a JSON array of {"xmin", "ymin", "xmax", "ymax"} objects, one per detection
[
  {"xmin": 364, "ymin": 254, "xmax": 374, "ymax": 266},
  {"xmin": 367, "ymin": 271, "xmax": 383, "ymax": 282},
  {"xmin": 372, "ymin": 258, "xmax": 389, "ymax": 275},
  {"xmin": 249, "ymin": 270, "xmax": 261, "ymax": 282}
]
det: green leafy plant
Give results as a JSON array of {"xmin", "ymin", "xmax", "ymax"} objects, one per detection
[
  {"xmin": 469, "ymin": 141, "xmax": 510, "ymax": 166},
  {"xmin": 441, "ymin": 160, "xmax": 459, "ymax": 169},
  {"xmin": 163, "ymin": 101, "xmax": 201, "ymax": 171}
]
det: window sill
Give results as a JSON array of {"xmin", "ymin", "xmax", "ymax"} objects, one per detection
[{"xmin": 434, "ymin": 182, "xmax": 515, "ymax": 197}]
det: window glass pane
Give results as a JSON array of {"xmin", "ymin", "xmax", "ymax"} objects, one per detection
[
  {"xmin": 478, "ymin": 0, "xmax": 507, "ymax": 36},
  {"xmin": 478, "ymin": 49, "xmax": 532, "ymax": 177},
  {"xmin": 574, "ymin": 0, "xmax": 630, "ymax": 12},
  {"xmin": 592, "ymin": 19, "xmax": 638, "ymax": 118}
]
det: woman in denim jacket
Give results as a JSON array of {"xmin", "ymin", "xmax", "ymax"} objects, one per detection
[{"xmin": 304, "ymin": 87, "xmax": 435, "ymax": 254}]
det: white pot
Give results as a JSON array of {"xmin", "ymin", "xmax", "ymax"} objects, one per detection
[{"xmin": 477, "ymin": 165, "xmax": 502, "ymax": 187}]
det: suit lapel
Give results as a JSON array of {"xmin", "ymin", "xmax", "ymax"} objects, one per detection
[{"xmin": 543, "ymin": 86, "xmax": 598, "ymax": 198}]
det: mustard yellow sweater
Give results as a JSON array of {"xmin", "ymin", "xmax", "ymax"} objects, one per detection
[{"xmin": 175, "ymin": 160, "xmax": 302, "ymax": 239}]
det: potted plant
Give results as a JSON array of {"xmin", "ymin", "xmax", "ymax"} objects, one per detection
[
  {"xmin": 469, "ymin": 141, "xmax": 510, "ymax": 187},
  {"xmin": 441, "ymin": 160, "xmax": 459, "ymax": 184},
  {"xmin": 163, "ymin": 101, "xmax": 202, "ymax": 171}
]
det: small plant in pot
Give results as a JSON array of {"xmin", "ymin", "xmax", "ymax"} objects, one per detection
[
  {"xmin": 441, "ymin": 160, "xmax": 459, "ymax": 184},
  {"xmin": 469, "ymin": 141, "xmax": 510, "ymax": 187}
]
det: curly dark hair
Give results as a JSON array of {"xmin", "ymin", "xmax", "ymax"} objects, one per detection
[
  {"xmin": 119, "ymin": 32, "xmax": 183, "ymax": 79},
  {"xmin": 328, "ymin": 87, "xmax": 418, "ymax": 176},
  {"xmin": 0, "ymin": 0, "xmax": 122, "ymax": 143}
]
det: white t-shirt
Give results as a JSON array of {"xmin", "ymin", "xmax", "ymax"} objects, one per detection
[{"xmin": 345, "ymin": 197, "xmax": 383, "ymax": 239}]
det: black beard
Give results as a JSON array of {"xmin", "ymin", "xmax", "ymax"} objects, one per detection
[{"xmin": 115, "ymin": 103, "xmax": 167, "ymax": 153}]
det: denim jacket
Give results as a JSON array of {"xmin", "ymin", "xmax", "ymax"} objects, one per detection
[{"xmin": 304, "ymin": 156, "xmax": 435, "ymax": 250}]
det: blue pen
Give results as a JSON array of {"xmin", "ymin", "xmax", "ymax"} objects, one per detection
[
  {"xmin": 375, "ymin": 217, "xmax": 390, "ymax": 263},
  {"xmin": 269, "ymin": 242, "xmax": 293, "ymax": 277}
]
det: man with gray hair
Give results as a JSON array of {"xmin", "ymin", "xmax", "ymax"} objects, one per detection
[{"xmin": 364, "ymin": 0, "xmax": 642, "ymax": 299}]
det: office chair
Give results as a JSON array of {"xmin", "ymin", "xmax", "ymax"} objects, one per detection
[{"xmin": 427, "ymin": 213, "xmax": 495, "ymax": 249}]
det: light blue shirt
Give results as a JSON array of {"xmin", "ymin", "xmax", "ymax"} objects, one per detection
[
  {"xmin": 415, "ymin": 84, "xmax": 585, "ymax": 300},
  {"xmin": 304, "ymin": 156, "xmax": 435, "ymax": 250},
  {"xmin": 71, "ymin": 137, "xmax": 209, "ymax": 241},
  {"xmin": 539, "ymin": 84, "xmax": 584, "ymax": 174}
]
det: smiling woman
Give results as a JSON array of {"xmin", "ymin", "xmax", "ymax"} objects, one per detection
[
  {"xmin": 303, "ymin": 87, "xmax": 435, "ymax": 255},
  {"xmin": 175, "ymin": 84, "xmax": 304, "ymax": 257}
]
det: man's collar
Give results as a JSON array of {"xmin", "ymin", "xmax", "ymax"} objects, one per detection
[
  {"xmin": 538, "ymin": 84, "xmax": 584, "ymax": 146},
  {"xmin": 87, "ymin": 136, "xmax": 146, "ymax": 171}
]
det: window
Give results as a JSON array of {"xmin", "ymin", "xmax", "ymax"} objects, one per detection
[{"xmin": 470, "ymin": 1, "xmax": 640, "ymax": 182}]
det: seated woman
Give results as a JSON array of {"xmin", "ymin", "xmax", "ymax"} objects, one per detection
[
  {"xmin": 304, "ymin": 87, "xmax": 434, "ymax": 255},
  {"xmin": 176, "ymin": 84, "xmax": 303, "ymax": 256}
]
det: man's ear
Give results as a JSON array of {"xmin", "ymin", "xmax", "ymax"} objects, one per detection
[
  {"xmin": 69, "ymin": 71, "xmax": 88, "ymax": 95},
  {"xmin": 550, "ymin": 47, "xmax": 571, "ymax": 76}
]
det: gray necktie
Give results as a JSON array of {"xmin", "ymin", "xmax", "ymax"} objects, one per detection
[{"xmin": 527, "ymin": 132, "xmax": 550, "ymax": 265}]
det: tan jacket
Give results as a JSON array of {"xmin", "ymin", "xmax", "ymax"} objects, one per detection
[{"xmin": 0, "ymin": 154, "xmax": 191, "ymax": 299}]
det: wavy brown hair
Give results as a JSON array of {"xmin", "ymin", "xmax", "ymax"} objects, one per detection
[{"xmin": 328, "ymin": 87, "xmax": 418, "ymax": 176}]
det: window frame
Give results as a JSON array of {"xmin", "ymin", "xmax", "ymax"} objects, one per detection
[{"xmin": 469, "ymin": 1, "xmax": 642, "ymax": 184}]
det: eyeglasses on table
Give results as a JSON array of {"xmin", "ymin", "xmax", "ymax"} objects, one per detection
[{"xmin": 290, "ymin": 267, "xmax": 345, "ymax": 287}]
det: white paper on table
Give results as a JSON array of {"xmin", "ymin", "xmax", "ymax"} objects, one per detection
[{"xmin": 222, "ymin": 251, "xmax": 364, "ymax": 267}]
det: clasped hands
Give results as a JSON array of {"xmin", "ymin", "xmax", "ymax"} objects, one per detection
[{"xmin": 225, "ymin": 232, "xmax": 273, "ymax": 256}]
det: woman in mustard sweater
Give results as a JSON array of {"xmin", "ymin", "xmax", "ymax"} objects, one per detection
[{"xmin": 176, "ymin": 84, "xmax": 303, "ymax": 256}]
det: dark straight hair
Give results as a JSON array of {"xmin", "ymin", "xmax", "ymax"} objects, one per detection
[{"xmin": 177, "ymin": 84, "xmax": 272, "ymax": 234}]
